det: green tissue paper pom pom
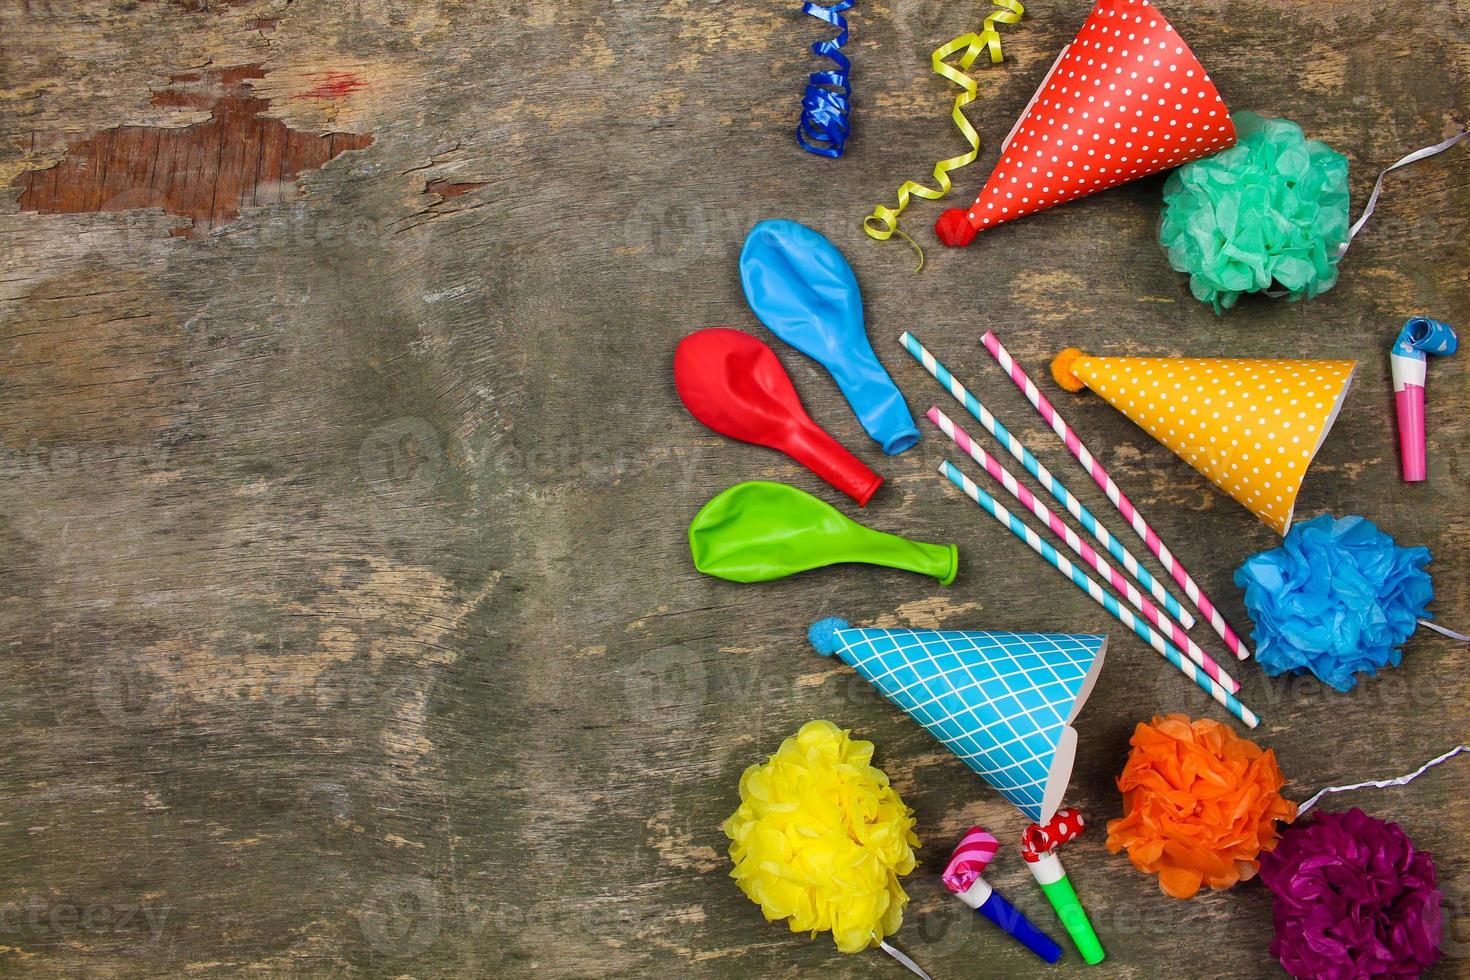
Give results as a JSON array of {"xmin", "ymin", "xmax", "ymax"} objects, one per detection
[{"xmin": 1159, "ymin": 112, "xmax": 1349, "ymax": 313}]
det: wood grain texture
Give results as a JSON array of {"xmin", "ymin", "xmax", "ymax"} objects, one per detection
[{"xmin": 0, "ymin": 0, "xmax": 1467, "ymax": 976}]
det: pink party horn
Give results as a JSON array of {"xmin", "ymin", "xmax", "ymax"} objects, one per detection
[
  {"xmin": 1390, "ymin": 316, "xmax": 1457, "ymax": 482},
  {"xmin": 943, "ymin": 827, "xmax": 1063, "ymax": 963}
]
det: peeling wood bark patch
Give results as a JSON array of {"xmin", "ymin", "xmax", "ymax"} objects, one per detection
[
  {"xmin": 424, "ymin": 179, "xmax": 487, "ymax": 200},
  {"xmin": 10, "ymin": 65, "xmax": 373, "ymax": 239},
  {"xmin": 166, "ymin": 0, "xmax": 253, "ymax": 11},
  {"xmin": 294, "ymin": 72, "xmax": 368, "ymax": 101}
]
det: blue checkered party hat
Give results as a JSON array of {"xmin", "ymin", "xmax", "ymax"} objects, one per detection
[{"xmin": 809, "ymin": 618, "xmax": 1107, "ymax": 823}]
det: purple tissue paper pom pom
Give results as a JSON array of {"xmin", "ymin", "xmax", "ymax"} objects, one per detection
[
  {"xmin": 1260, "ymin": 808, "xmax": 1442, "ymax": 979},
  {"xmin": 1234, "ymin": 514, "xmax": 1432, "ymax": 692}
]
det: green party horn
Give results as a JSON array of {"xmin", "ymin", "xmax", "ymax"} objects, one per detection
[
  {"xmin": 1023, "ymin": 808, "xmax": 1104, "ymax": 965},
  {"xmin": 689, "ymin": 481, "xmax": 958, "ymax": 584}
]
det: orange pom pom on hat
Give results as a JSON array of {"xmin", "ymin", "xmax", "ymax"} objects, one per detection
[
  {"xmin": 1106, "ymin": 714, "xmax": 1296, "ymax": 899},
  {"xmin": 1050, "ymin": 349, "xmax": 1356, "ymax": 535},
  {"xmin": 936, "ymin": 0, "xmax": 1235, "ymax": 247}
]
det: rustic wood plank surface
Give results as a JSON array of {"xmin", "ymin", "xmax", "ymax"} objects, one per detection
[{"xmin": 2, "ymin": 0, "xmax": 1468, "ymax": 976}]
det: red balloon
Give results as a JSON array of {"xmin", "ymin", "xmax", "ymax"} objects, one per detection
[{"xmin": 675, "ymin": 328, "xmax": 882, "ymax": 506}]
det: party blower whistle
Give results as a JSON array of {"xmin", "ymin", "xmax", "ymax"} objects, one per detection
[
  {"xmin": 1390, "ymin": 316, "xmax": 1458, "ymax": 482},
  {"xmin": 1022, "ymin": 808, "xmax": 1104, "ymax": 965},
  {"xmin": 943, "ymin": 827, "xmax": 1062, "ymax": 963}
]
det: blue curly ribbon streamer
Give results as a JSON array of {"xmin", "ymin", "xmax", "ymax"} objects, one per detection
[{"xmin": 796, "ymin": 0, "xmax": 854, "ymax": 157}]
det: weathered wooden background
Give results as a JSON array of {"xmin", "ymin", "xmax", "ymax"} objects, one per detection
[{"xmin": 2, "ymin": 0, "xmax": 1467, "ymax": 976}]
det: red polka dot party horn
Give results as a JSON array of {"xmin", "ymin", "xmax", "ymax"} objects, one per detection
[
  {"xmin": 1021, "ymin": 808, "xmax": 1105, "ymax": 965},
  {"xmin": 936, "ymin": 0, "xmax": 1235, "ymax": 247}
]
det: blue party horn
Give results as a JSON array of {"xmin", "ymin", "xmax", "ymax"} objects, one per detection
[{"xmin": 943, "ymin": 826, "xmax": 1062, "ymax": 963}]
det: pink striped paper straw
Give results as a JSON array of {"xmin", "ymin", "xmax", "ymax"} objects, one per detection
[
  {"xmin": 981, "ymin": 331, "xmax": 1252, "ymax": 660},
  {"xmin": 899, "ymin": 332, "xmax": 1194, "ymax": 629},
  {"xmin": 928, "ymin": 407, "xmax": 1240, "ymax": 693},
  {"xmin": 938, "ymin": 461, "xmax": 1259, "ymax": 729}
]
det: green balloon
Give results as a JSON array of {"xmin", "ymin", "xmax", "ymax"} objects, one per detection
[{"xmin": 689, "ymin": 481, "xmax": 958, "ymax": 584}]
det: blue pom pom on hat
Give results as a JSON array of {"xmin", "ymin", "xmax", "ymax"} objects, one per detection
[{"xmin": 808, "ymin": 617, "xmax": 848, "ymax": 656}]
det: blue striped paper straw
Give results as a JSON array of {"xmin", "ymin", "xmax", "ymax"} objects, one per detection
[
  {"xmin": 938, "ymin": 460, "xmax": 1260, "ymax": 729},
  {"xmin": 930, "ymin": 407, "xmax": 1240, "ymax": 694},
  {"xmin": 901, "ymin": 331, "xmax": 1194, "ymax": 631}
]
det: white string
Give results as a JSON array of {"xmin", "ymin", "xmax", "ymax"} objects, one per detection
[
  {"xmin": 1419, "ymin": 617, "xmax": 1470, "ymax": 643},
  {"xmin": 879, "ymin": 939, "xmax": 934, "ymax": 980},
  {"xmin": 1339, "ymin": 129, "xmax": 1470, "ymax": 255},
  {"xmin": 1298, "ymin": 745, "xmax": 1470, "ymax": 816}
]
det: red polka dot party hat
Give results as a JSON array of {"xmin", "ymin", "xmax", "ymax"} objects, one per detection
[{"xmin": 936, "ymin": 0, "xmax": 1235, "ymax": 247}]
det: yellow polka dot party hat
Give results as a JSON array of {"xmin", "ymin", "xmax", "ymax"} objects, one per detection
[{"xmin": 1051, "ymin": 349, "xmax": 1356, "ymax": 534}]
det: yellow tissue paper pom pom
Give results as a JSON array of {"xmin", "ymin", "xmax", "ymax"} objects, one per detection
[{"xmin": 722, "ymin": 720, "xmax": 920, "ymax": 953}]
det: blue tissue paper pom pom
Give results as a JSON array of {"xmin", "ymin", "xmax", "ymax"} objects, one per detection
[{"xmin": 1233, "ymin": 514, "xmax": 1433, "ymax": 692}]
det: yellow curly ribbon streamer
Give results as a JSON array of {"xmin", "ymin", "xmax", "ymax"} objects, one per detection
[{"xmin": 863, "ymin": 0, "xmax": 1023, "ymax": 270}]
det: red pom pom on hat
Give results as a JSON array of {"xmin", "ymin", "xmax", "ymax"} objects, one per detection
[{"xmin": 935, "ymin": 208, "xmax": 978, "ymax": 247}]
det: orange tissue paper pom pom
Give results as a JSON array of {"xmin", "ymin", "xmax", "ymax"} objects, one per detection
[{"xmin": 1106, "ymin": 714, "xmax": 1296, "ymax": 899}]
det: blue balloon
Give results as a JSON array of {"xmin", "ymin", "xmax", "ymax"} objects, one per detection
[{"xmin": 740, "ymin": 220, "xmax": 920, "ymax": 455}]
